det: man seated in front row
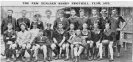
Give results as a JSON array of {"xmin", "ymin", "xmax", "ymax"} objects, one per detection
[
  {"xmin": 51, "ymin": 23, "xmax": 67, "ymax": 60},
  {"xmin": 3, "ymin": 23, "xmax": 17, "ymax": 62},
  {"xmin": 99, "ymin": 23, "xmax": 115, "ymax": 61},
  {"xmin": 33, "ymin": 30, "xmax": 50, "ymax": 62},
  {"xmin": 70, "ymin": 29, "xmax": 84, "ymax": 62},
  {"xmin": 16, "ymin": 23, "xmax": 31, "ymax": 61}
]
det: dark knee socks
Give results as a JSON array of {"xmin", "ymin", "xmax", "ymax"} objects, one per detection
[
  {"xmin": 117, "ymin": 45, "xmax": 121, "ymax": 53},
  {"xmin": 105, "ymin": 45, "xmax": 108, "ymax": 57}
]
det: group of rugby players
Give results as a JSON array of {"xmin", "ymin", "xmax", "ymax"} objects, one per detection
[{"xmin": 1, "ymin": 8, "xmax": 126, "ymax": 62}]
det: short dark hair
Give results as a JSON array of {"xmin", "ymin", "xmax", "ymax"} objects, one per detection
[
  {"xmin": 47, "ymin": 23, "xmax": 52, "ymax": 27},
  {"xmin": 7, "ymin": 9, "xmax": 13, "ymax": 13},
  {"xmin": 34, "ymin": 14, "xmax": 41, "ymax": 18},
  {"xmin": 32, "ymin": 22, "xmax": 38, "ymax": 26},
  {"xmin": 20, "ymin": 23, "xmax": 26, "ymax": 27},
  {"xmin": 79, "ymin": 9, "xmax": 84, "ymax": 12},
  {"xmin": 92, "ymin": 8, "xmax": 97, "ymax": 11},
  {"xmin": 112, "ymin": 8, "xmax": 118, "ymax": 12},
  {"xmin": 70, "ymin": 9, "xmax": 76, "ymax": 12}
]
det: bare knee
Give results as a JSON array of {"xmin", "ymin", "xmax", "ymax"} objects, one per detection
[
  {"xmin": 90, "ymin": 41, "xmax": 94, "ymax": 48},
  {"xmin": 35, "ymin": 45, "xmax": 40, "ymax": 51},
  {"xmin": 71, "ymin": 44, "xmax": 74, "ymax": 49},
  {"xmin": 62, "ymin": 44, "xmax": 66, "ymax": 50},
  {"xmin": 51, "ymin": 43, "xmax": 56, "ymax": 50},
  {"xmin": 11, "ymin": 44, "xmax": 17, "ymax": 49},
  {"xmin": 41, "ymin": 45, "xmax": 47, "ymax": 50},
  {"xmin": 26, "ymin": 44, "xmax": 31, "ymax": 49},
  {"xmin": 66, "ymin": 43, "xmax": 69, "ymax": 48},
  {"xmin": 22, "ymin": 44, "xmax": 26, "ymax": 49},
  {"xmin": 109, "ymin": 42, "xmax": 113, "ymax": 49}
]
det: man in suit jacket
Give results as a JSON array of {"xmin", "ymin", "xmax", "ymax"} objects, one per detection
[
  {"xmin": 16, "ymin": 10, "xmax": 30, "ymax": 31},
  {"xmin": 53, "ymin": 9, "xmax": 69, "ymax": 31},
  {"xmin": 1, "ymin": 10, "xmax": 17, "ymax": 35}
]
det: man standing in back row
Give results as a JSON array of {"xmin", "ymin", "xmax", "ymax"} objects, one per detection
[
  {"xmin": 1, "ymin": 10, "xmax": 17, "ymax": 35},
  {"xmin": 16, "ymin": 10, "xmax": 30, "ymax": 31},
  {"xmin": 53, "ymin": 9, "xmax": 69, "ymax": 31},
  {"xmin": 89, "ymin": 8, "xmax": 100, "ymax": 30},
  {"xmin": 68, "ymin": 9, "xmax": 80, "ymax": 30},
  {"xmin": 78, "ymin": 9, "xmax": 90, "ymax": 30}
]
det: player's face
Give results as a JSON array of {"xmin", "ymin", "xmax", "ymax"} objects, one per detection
[
  {"xmin": 94, "ymin": 23, "xmax": 98, "ymax": 28},
  {"xmin": 20, "ymin": 25, "xmax": 26, "ymax": 31},
  {"xmin": 58, "ymin": 24, "xmax": 63, "ymax": 29},
  {"xmin": 39, "ymin": 31, "xmax": 43, "ymax": 36},
  {"xmin": 80, "ymin": 11, "xmax": 84, "ymax": 17},
  {"xmin": 70, "ymin": 24, "xmax": 75, "ymax": 29},
  {"xmin": 22, "ymin": 11, "xmax": 27, "ymax": 17},
  {"xmin": 33, "ymin": 24, "xmax": 37, "ymax": 29},
  {"xmin": 101, "ymin": 10, "xmax": 107, "ymax": 17},
  {"xmin": 7, "ymin": 24, "xmax": 13, "ymax": 29},
  {"xmin": 92, "ymin": 9, "xmax": 97, "ymax": 15},
  {"xmin": 47, "ymin": 25, "xmax": 51, "ymax": 29},
  {"xmin": 59, "ymin": 13, "xmax": 64, "ymax": 18},
  {"xmin": 46, "ymin": 12, "xmax": 51, "ymax": 16},
  {"xmin": 76, "ymin": 30, "xmax": 81, "ymax": 36},
  {"xmin": 35, "ymin": 16, "xmax": 40, "ymax": 21},
  {"xmin": 112, "ymin": 10, "xmax": 117, "ymax": 15},
  {"xmin": 71, "ymin": 10, "xmax": 76, "ymax": 16},
  {"xmin": 83, "ymin": 23, "xmax": 88, "ymax": 29},
  {"xmin": 7, "ymin": 11, "xmax": 13, "ymax": 16}
]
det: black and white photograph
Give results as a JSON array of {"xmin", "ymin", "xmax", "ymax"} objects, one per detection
[{"xmin": 0, "ymin": 1, "xmax": 133, "ymax": 62}]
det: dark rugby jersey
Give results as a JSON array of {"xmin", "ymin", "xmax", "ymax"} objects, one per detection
[
  {"xmin": 81, "ymin": 29, "xmax": 92, "ymax": 41},
  {"xmin": 99, "ymin": 17, "xmax": 110, "ymax": 30},
  {"xmin": 68, "ymin": 16, "xmax": 80, "ymax": 30},
  {"xmin": 109, "ymin": 16, "xmax": 125, "ymax": 32},
  {"xmin": 78, "ymin": 16, "xmax": 89, "ymax": 29},
  {"xmin": 66, "ymin": 29, "xmax": 76, "ymax": 40},
  {"xmin": 44, "ymin": 29, "xmax": 54, "ymax": 39},
  {"xmin": 43, "ymin": 29, "xmax": 54, "ymax": 43},
  {"xmin": 53, "ymin": 29, "xmax": 66, "ymax": 43},
  {"xmin": 101, "ymin": 29, "xmax": 115, "ymax": 41},
  {"xmin": 3, "ymin": 30, "xmax": 17, "ymax": 43},
  {"xmin": 30, "ymin": 21, "xmax": 44, "ymax": 30},
  {"xmin": 53, "ymin": 17, "xmax": 69, "ymax": 30},
  {"xmin": 91, "ymin": 29, "xmax": 102, "ymax": 42},
  {"xmin": 89, "ymin": 16, "xmax": 100, "ymax": 29}
]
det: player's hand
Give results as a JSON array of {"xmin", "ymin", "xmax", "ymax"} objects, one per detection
[
  {"xmin": 7, "ymin": 41, "xmax": 13, "ymax": 45},
  {"xmin": 12, "ymin": 36, "xmax": 16, "ymax": 38},
  {"xmin": 59, "ymin": 43, "xmax": 62, "ymax": 47},
  {"xmin": 6, "ymin": 37, "xmax": 9, "ymax": 39}
]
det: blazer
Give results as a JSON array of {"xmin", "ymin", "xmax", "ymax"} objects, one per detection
[{"xmin": 1, "ymin": 17, "xmax": 17, "ymax": 35}]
